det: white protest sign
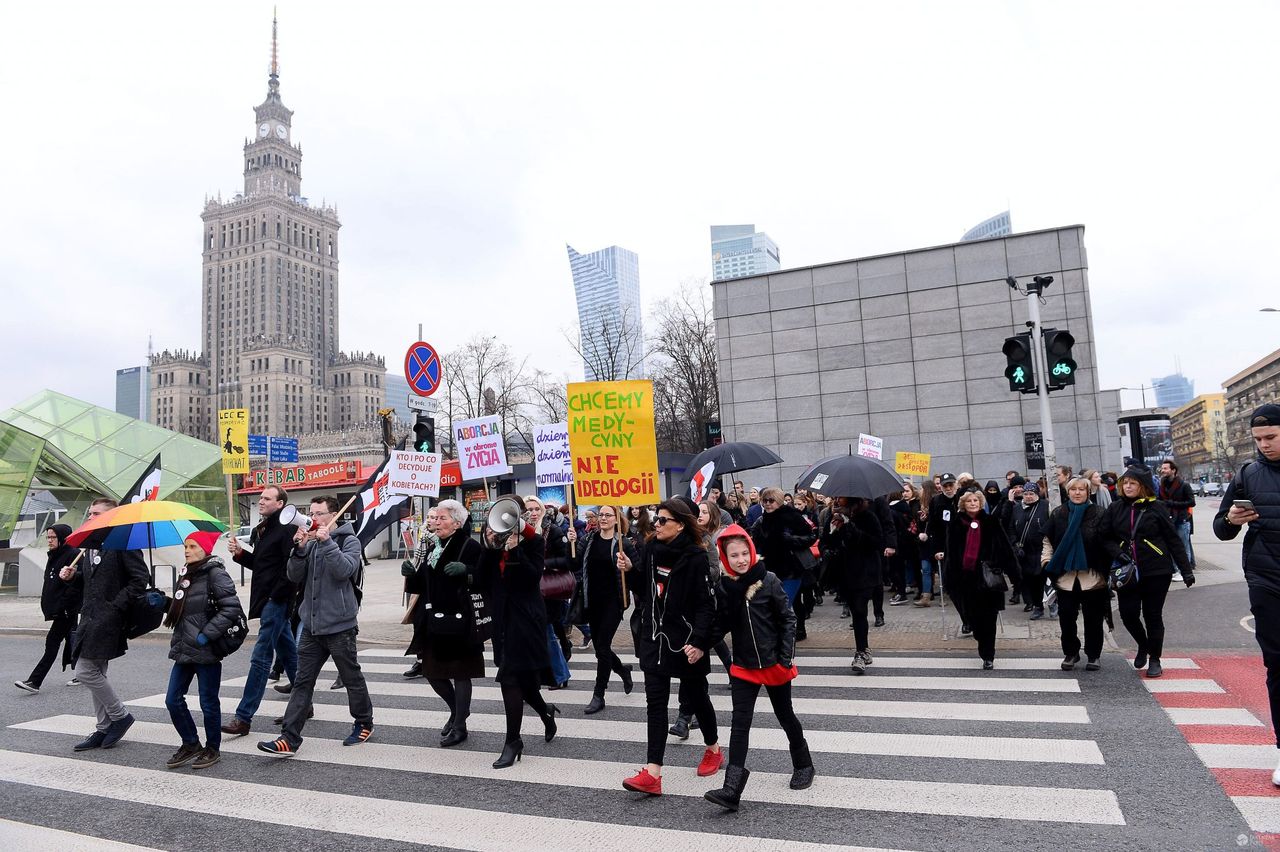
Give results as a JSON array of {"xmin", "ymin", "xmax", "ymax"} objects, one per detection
[
  {"xmin": 534, "ymin": 422, "xmax": 573, "ymax": 489},
  {"xmin": 857, "ymin": 433, "xmax": 884, "ymax": 460},
  {"xmin": 387, "ymin": 450, "xmax": 443, "ymax": 498},
  {"xmin": 453, "ymin": 415, "xmax": 512, "ymax": 481}
]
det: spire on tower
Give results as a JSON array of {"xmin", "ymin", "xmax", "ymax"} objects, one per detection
[{"xmin": 268, "ymin": 9, "xmax": 280, "ymax": 97}]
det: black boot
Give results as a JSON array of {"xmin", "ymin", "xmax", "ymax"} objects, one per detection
[
  {"xmin": 620, "ymin": 665, "xmax": 634, "ymax": 695},
  {"xmin": 493, "ymin": 738, "xmax": 523, "ymax": 769},
  {"xmin": 789, "ymin": 740, "xmax": 815, "ymax": 790},
  {"xmin": 440, "ymin": 723, "xmax": 468, "ymax": 747},
  {"xmin": 668, "ymin": 714, "xmax": 691, "ymax": 740},
  {"xmin": 542, "ymin": 704, "xmax": 560, "ymax": 743},
  {"xmin": 584, "ymin": 693, "xmax": 606, "ymax": 715},
  {"xmin": 704, "ymin": 765, "xmax": 751, "ymax": 811}
]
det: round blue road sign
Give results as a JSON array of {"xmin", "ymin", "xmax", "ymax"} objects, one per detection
[{"xmin": 404, "ymin": 341, "xmax": 442, "ymax": 397}]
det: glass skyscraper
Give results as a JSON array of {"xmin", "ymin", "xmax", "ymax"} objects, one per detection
[
  {"xmin": 962, "ymin": 211, "xmax": 1013, "ymax": 242},
  {"xmin": 566, "ymin": 244, "xmax": 644, "ymax": 381},
  {"xmin": 710, "ymin": 224, "xmax": 781, "ymax": 281},
  {"xmin": 115, "ymin": 366, "xmax": 149, "ymax": 421},
  {"xmin": 1152, "ymin": 373, "xmax": 1195, "ymax": 410}
]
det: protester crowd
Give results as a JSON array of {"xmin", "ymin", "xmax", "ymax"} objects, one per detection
[{"xmin": 11, "ymin": 402, "xmax": 1280, "ymax": 802}]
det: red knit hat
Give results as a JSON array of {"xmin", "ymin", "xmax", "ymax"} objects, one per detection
[{"xmin": 185, "ymin": 530, "xmax": 221, "ymax": 557}]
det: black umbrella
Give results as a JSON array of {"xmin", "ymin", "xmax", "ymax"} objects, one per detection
[
  {"xmin": 680, "ymin": 441, "xmax": 784, "ymax": 495},
  {"xmin": 794, "ymin": 452, "xmax": 904, "ymax": 500}
]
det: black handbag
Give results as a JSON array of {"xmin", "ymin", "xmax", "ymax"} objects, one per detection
[
  {"xmin": 125, "ymin": 588, "xmax": 165, "ymax": 639},
  {"xmin": 1109, "ymin": 547, "xmax": 1139, "ymax": 590},
  {"xmin": 207, "ymin": 600, "xmax": 249, "ymax": 659},
  {"xmin": 980, "ymin": 561, "xmax": 1009, "ymax": 593}
]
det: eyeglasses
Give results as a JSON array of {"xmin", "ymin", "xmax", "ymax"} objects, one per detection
[
  {"xmin": 761, "ymin": 498, "xmax": 778, "ymax": 504},
  {"xmin": 652, "ymin": 516, "xmax": 675, "ymax": 527},
  {"xmin": 308, "ymin": 511, "xmax": 333, "ymax": 519},
  {"xmin": 598, "ymin": 512, "xmax": 616, "ymax": 519}
]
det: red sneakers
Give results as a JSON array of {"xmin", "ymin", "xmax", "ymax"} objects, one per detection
[
  {"xmin": 697, "ymin": 747, "xmax": 724, "ymax": 777},
  {"xmin": 622, "ymin": 768, "xmax": 663, "ymax": 795}
]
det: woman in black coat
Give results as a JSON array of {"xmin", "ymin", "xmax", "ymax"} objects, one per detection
[
  {"xmin": 15, "ymin": 524, "xmax": 82, "ymax": 694},
  {"xmin": 751, "ymin": 487, "xmax": 818, "ymax": 639},
  {"xmin": 620, "ymin": 499, "xmax": 722, "ymax": 796},
  {"xmin": 942, "ymin": 490, "xmax": 1017, "ymax": 669},
  {"xmin": 160, "ymin": 531, "xmax": 245, "ymax": 770},
  {"xmin": 403, "ymin": 499, "xmax": 486, "ymax": 748},
  {"xmin": 481, "ymin": 497, "xmax": 555, "ymax": 769},
  {"xmin": 1102, "ymin": 465, "xmax": 1194, "ymax": 678},
  {"xmin": 567, "ymin": 505, "xmax": 639, "ymax": 714},
  {"xmin": 1008, "ymin": 484, "xmax": 1052, "ymax": 619},
  {"xmin": 1042, "ymin": 478, "xmax": 1111, "ymax": 671},
  {"xmin": 821, "ymin": 498, "xmax": 883, "ymax": 673}
]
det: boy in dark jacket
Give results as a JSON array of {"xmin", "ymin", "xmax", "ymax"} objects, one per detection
[
  {"xmin": 15, "ymin": 523, "xmax": 82, "ymax": 694},
  {"xmin": 705, "ymin": 525, "xmax": 813, "ymax": 812}
]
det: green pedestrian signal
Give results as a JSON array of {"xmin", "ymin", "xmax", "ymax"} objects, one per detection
[
  {"xmin": 1002, "ymin": 333, "xmax": 1036, "ymax": 394},
  {"xmin": 1042, "ymin": 329, "xmax": 1077, "ymax": 390}
]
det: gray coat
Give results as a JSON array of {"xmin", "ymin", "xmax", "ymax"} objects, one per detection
[
  {"xmin": 168, "ymin": 557, "xmax": 244, "ymax": 666},
  {"xmin": 287, "ymin": 522, "xmax": 363, "ymax": 637},
  {"xmin": 72, "ymin": 548, "xmax": 149, "ymax": 663}
]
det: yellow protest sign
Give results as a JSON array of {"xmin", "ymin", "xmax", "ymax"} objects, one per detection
[
  {"xmin": 895, "ymin": 451, "xmax": 931, "ymax": 478},
  {"xmin": 566, "ymin": 380, "xmax": 659, "ymax": 506},
  {"xmin": 218, "ymin": 409, "xmax": 250, "ymax": 474}
]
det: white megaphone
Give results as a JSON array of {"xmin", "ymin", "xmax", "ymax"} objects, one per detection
[
  {"xmin": 483, "ymin": 496, "xmax": 529, "ymax": 549},
  {"xmin": 278, "ymin": 504, "xmax": 315, "ymax": 532}
]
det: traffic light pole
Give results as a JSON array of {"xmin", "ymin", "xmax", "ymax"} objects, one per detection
[{"xmin": 1024, "ymin": 278, "xmax": 1061, "ymax": 511}]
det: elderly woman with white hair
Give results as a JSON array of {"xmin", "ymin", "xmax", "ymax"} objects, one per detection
[{"xmin": 402, "ymin": 498, "xmax": 485, "ymax": 747}]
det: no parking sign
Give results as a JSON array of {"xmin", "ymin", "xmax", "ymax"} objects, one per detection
[{"xmin": 404, "ymin": 341, "xmax": 442, "ymax": 397}]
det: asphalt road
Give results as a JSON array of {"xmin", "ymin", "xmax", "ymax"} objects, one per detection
[{"xmin": 0, "ymin": 630, "xmax": 1262, "ymax": 852}]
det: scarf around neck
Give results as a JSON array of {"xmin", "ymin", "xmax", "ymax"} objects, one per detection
[{"xmin": 1046, "ymin": 502, "xmax": 1089, "ymax": 577}]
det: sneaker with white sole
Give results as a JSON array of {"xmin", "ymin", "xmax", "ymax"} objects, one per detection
[
  {"xmin": 888, "ymin": 594, "xmax": 909, "ymax": 606},
  {"xmin": 343, "ymin": 723, "xmax": 373, "ymax": 746},
  {"xmin": 14, "ymin": 680, "xmax": 39, "ymax": 694},
  {"xmin": 65, "ymin": 677, "xmax": 81, "ymax": 686}
]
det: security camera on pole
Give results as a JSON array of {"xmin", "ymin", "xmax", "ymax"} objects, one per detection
[{"xmin": 1004, "ymin": 275, "xmax": 1077, "ymax": 512}]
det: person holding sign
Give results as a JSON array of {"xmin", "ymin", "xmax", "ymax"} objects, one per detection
[
  {"xmin": 620, "ymin": 500, "xmax": 722, "ymax": 796},
  {"xmin": 567, "ymin": 506, "xmax": 639, "ymax": 714}
]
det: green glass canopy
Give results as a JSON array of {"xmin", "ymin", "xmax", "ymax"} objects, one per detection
[{"xmin": 0, "ymin": 390, "xmax": 228, "ymax": 538}]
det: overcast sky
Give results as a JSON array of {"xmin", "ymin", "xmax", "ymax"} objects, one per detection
[{"xmin": 2, "ymin": 1, "xmax": 1276, "ymax": 417}]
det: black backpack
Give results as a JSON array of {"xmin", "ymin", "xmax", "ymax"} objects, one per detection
[{"xmin": 333, "ymin": 532, "xmax": 364, "ymax": 606}]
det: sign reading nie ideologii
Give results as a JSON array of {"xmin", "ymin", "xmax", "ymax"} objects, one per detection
[{"xmin": 566, "ymin": 380, "xmax": 659, "ymax": 505}]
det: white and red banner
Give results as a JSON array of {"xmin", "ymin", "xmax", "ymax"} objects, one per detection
[{"xmin": 387, "ymin": 450, "xmax": 443, "ymax": 498}]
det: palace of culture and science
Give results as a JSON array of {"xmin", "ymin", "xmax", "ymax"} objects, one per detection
[{"xmin": 149, "ymin": 18, "xmax": 386, "ymax": 444}]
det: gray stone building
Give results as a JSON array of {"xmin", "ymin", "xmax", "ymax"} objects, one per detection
[
  {"xmin": 149, "ymin": 16, "xmax": 385, "ymax": 443},
  {"xmin": 711, "ymin": 225, "xmax": 1118, "ymax": 489}
]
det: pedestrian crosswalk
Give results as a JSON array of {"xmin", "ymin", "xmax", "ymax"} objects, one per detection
[{"xmin": 0, "ymin": 647, "xmax": 1259, "ymax": 850}]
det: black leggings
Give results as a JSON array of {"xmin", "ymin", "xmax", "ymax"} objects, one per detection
[
  {"xmin": 426, "ymin": 677, "xmax": 473, "ymax": 729},
  {"xmin": 728, "ymin": 677, "xmax": 806, "ymax": 768},
  {"xmin": 848, "ymin": 587, "xmax": 874, "ymax": 653},
  {"xmin": 1023, "ymin": 572, "xmax": 1045, "ymax": 608},
  {"xmin": 1117, "ymin": 573, "xmax": 1173, "ymax": 659},
  {"xmin": 587, "ymin": 607, "xmax": 628, "ymax": 696},
  {"xmin": 645, "ymin": 671, "xmax": 717, "ymax": 765},
  {"xmin": 677, "ymin": 641, "xmax": 732, "ymax": 717},
  {"xmin": 1057, "ymin": 582, "xmax": 1108, "ymax": 660},
  {"xmin": 28, "ymin": 614, "xmax": 75, "ymax": 688},
  {"xmin": 962, "ymin": 587, "xmax": 999, "ymax": 662},
  {"xmin": 500, "ymin": 671, "xmax": 550, "ymax": 743}
]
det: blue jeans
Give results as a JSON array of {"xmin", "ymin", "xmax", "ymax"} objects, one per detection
[
  {"xmin": 547, "ymin": 624, "xmax": 570, "ymax": 686},
  {"xmin": 1175, "ymin": 521, "xmax": 1195, "ymax": 570},
  {"xmin": 166, "ymin": 662, "xmax": 222, "ymax": 749},
  {"xmin": 918, "ymin": 559, "xmax": 935, "ymax": 595},
  {"xmin": 781, "ymin": 578, "xmax": 802, "ymax": 605},
  {"xmin": 236, "ymin": 599, "xmax": 297, "ymax": 723}
]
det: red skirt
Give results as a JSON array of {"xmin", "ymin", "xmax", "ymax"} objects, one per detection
[{"xmin": 730, "ymin": 662, "xmax": 798, "ymax": 686}]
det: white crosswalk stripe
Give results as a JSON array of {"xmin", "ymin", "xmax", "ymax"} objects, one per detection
[{"xmin": 2, "ymin": 649, "xmax": 1139, "ymax": 848}]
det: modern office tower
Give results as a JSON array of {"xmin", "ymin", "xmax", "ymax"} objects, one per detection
[
  {"xmin": 1151, "ymin": 373, "xmax": 1195, "ymax": 410},
  {"xmin": 114, "ymin": 366, "xmax": 149, "ymax": 421},
  {"xmin": 710, "ymin": 224, "xmax": 781, "ymax": 281},
  {"xmin": 566, "ymin": 244, "xmax": 644, "ymax": 381},
  {"xmin": 962, "ymin": 211, "xmax": 1013, "ymax": 242}
]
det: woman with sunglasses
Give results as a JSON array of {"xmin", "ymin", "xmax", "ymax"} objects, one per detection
[
  {"xmin": 157, "ymin": 531, "xmax": 245, "ymax": 770},
  {"xmin": 620, "ymin": 500, "xmax": 721, "ymax": 796},
  {"xmin": 567, "ymin": 505, "xmax": 639, "ymax": 714}
]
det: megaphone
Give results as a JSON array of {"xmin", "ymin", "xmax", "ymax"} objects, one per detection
[
  {"xmin": 484, "ymin": 496, "xmax": 530, "ymax": 549},
  {"xmin": 279, "ymin": 504, "xmax": 315, "ymax": 532}
]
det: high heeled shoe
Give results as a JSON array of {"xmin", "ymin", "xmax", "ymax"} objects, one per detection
[
  {"xmin": 620, "ymin": 665, "xmax": 634, "ymax": 695},
  {"xmin": 542, "ymin": 705, "xmax": 560, "ymax": 743},
  {"xmin": 493, "ymin": 738, "xmax": 524, "ymax": 769}
]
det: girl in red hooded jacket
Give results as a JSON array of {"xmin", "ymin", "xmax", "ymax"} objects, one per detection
[{"xmin": 704, "ymin": 524, "xmax": 814, "ymax": 812}]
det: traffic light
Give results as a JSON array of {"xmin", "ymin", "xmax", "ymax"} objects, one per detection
[
  {"xmin": 412, "ymin": 415, "xmax": 435, "ymax": 452},
  {"xmin": 1002, "ymin": 333, "xmax": 1037, "ymax": 394},
  {"xmin": 1042, "ymin": 328, "xmax": 1077, "ymax": 390}
]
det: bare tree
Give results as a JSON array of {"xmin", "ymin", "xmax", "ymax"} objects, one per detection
[
  {"xmin": 563, "ymin": 302, "xmax": 646, "ymax": 382},
  {"xmin": 440, "ymin": 335, "xmax": 534, "ymax": 456},
  {"xmin": 528, "ymin": 369, "xmax": 570, "ymax": 424},
  {"xmin": 648, "ymin": 280, "xmax": 720, "ymax": 453}
]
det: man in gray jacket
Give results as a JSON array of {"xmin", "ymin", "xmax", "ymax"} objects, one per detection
[{"xmin": 257, "ymin": 495, "xmax": 373, "ymax": 756}]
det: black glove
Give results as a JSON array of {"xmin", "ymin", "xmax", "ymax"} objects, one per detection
[
  {"xmin": 442, "ymin": 561, "xmax": 467, "ymax": 578},
  {"xmin": 401, "ymin": 559, "xmax": 416, "ymax": 577},
  {"xmin": 1183, "ymin": 573, "xmax": 1195, "ymax": 588}
]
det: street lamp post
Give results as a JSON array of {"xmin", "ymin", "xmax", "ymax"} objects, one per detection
[{"xmin": 1119, "ymin": 385, "xmax": 1152, "ymax": 408}]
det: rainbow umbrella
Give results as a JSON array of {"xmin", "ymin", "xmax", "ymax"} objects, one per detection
[{"xmin": 67, "ymin": 500, "xmax": 228, "ymax": 551}]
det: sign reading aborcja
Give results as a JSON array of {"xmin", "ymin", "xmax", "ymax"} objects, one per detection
[{"xmin": 567, "ymin": 380, "xmax": 660, "ymax": 505}]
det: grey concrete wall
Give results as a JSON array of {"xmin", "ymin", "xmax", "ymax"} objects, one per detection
[{"xmin": 712, "ymin": 226, "xmax": 1113, "ymax": 490}]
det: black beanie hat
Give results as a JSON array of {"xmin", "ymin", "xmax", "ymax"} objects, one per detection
[
  {"xmin": 1119, "ymin": 464, "xmax": 1152, "ymax": 483},
  {"xmin": 47, "ymin": 523, "xmax": 73, "ymax": 545},
  {"xmin": 1009, "ymin": 475, "xmax": 1027, "ymax": 488}
]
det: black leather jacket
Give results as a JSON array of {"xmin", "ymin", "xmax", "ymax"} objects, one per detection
[{"xmin": 715, "ymin": 562, "xmax": 796, "ymax": 669}]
